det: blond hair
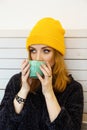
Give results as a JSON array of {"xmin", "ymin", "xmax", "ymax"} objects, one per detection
[{"xmin": 52, "ymin": 50, "xmax": 71, "ymax": 92}]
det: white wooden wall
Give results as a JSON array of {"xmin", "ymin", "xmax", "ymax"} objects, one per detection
[{"xmin": 0, "ymin": 30, "xmax": 87, "ymax": 115}]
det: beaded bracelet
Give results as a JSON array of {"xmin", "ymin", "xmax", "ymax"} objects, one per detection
[{"xmin": 15, "ymin": 94, "xmax": 26, "ymax": 104}]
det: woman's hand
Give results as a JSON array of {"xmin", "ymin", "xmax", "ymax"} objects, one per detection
[
  {"xmin": 14, "ymin": 59, "xmax": 31, "ymax": 114},
  {"xmin": 21, "ymin": 59, "xmax": 31, "ymax": 93},
  {"xmin": 37, "ymin": 62, "xmax": 61, "ymax": 122},
  {"xmin": 37, "ymin": 62, "xmax": 53, "ymax": 96}
]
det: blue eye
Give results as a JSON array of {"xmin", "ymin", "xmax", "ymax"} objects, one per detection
[
  {"xmin": 44, "ymin": 49, "xmax": 50, "ymax": 53},
  {"xmin": 30, "ymin": 49, "xmax": 36, "ymax": 53}
]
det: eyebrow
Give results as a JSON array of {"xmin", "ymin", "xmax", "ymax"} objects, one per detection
[{"xmin": 29, "ymin": 46, "xmax": 51, "ymax": 49}]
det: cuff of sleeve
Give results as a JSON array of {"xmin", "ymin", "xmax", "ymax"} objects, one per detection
[
  {"xmin": 7, "ymin": 99, "xmax": 27, "ymax": 122},
  {"xmin": 45, "ymin": 107, "xmax": 71, "ymax": 129}
]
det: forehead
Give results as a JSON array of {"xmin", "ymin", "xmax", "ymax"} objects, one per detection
[{"xmin": 30, "ymin": 44, "xmax": 51, "ymax": 49}]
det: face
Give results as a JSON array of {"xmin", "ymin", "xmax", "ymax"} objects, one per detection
[{"xmin": 29, "ymin": 44, "xmax": 55, "ymax": 67}]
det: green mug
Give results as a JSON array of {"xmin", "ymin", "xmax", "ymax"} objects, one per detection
[{"xmin": 29, "ymin": 60, "xmax": 45, "ymax": 78}]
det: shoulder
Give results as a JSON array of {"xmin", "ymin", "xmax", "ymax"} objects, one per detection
[
  {"xmin": 68, "ymin": 75, "xmax": 83, "ymax": 92},
  {"xmin": 5, "ymin": 72, "xmax": 21, "ymax": 93},
  {"xmin": 63, "ymin": 75, "xmax": 84, "ymax": 100},
  {"xmin": 8, "ymin": 72, "xmax": 21, "ymax": 85},
  {"xmin": 9, "ymin": 72, "xmax": 21, "ymax": 81},
  {"xmin": 55, "ymin": 75, "xmax": 84, "ymax": 105},
  {"xmin": 55, "ymin": 75, "xmax": 83, "ymax": 98}
]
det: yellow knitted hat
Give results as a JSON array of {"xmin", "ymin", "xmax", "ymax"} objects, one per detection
[{"xmin": 26, "ymin": 17, "xmax": 65, "ymax": 55}]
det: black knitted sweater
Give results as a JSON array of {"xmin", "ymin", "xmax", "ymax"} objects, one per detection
[{"xmin": 0, "ymin": 73, "xmax": 83, "ymax": 130}]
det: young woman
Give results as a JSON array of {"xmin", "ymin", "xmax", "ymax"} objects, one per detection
[{"xmin": 0, "ymin": 17, "xmax": 83, "ymax": 130}]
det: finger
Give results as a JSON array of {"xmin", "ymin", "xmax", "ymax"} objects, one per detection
[
  {"xmin": 21, "ymin": 59, "xmax": 29, "ymax": 71},
  {"xmin": 25, "ymin": 69, "xmax": 30, "ymax": 79},
  {"xmin": 22, "ymin": 59, "xmax": 26, "ymax": 64},
  {"xmin": 36, "ymin": 72, "xmax": 43, "ymax": 83},
  {"xmin": 22, "ymin": 64, "xmax": 30, "ymax": 76},
  {"xmin": 40, "ymin": 64, "xmax": 52, "ymax": 76},
  {"xmin": 46, "ymin": 62, "xmax": 52, "ymax": 71},
  {"xmin": 22, "ymin": 69, "xmax": 30, "ymax": 82},
  {"xmin": 40, "ymin": 66, "xmax": 50, "ymax": 77},
  {"xmin": 21, "ymin": 59, "xmax": 29, "ymax": 70}
]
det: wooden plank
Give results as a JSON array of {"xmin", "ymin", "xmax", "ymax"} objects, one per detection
[
  {"xmin": 0, "ymin": 59, "xmax": 23, "ymax": 69},
  {"xmin": 81, "ymin": 122, "xmax": 87, "ymax": 130},
  {"xmin": 0, "ymin": 79, "xmax": 9, "ymax": 89},
  {"xmin": 65, "ymin": 29, "xmax": 87, "ymax": 38},
  {"xmin": 0, "ymin": 89, "xmax": 87, "ymax": 104},
  {"xmin": 84, "ymin": 92, "xmax": 87, "ymax": 102},
  {"xmin": 69, "ymin": 70, "xmax": 87, "ymax": 80},
  {"xmin": 0, "ymin": 79, "xmax": 87, "ymax": 91},
  {"xmin": 0, "ymin": 49, "xmax": 28, "ymax": 58},
  {"xmin": 65, "ymin": 60, "xmax": 87, "ymax": 70},
  {"xmin": 0, "ymin": 69, "xmax": 87, "ymax": 80},
  {"xmin": 65, "ymin": 38, "xmax": 87, "ymax": 49},
  {"xmin": 0, "ymin": 38, "xmax": 26, "ymax": 48},
  {"xmin": 0, "ymin": 30, "xmax": 29, "ymax": 37},
  {"xmin": 0, "ymin": 29, "xmax": 87, "ymax": 37},
  {"xmin": 0, "ymin": 90, "xmax": 87, "ymax": 113},
  {"xmin": 0, "ymin": 48, "xmax": 87, "ymax": 59},
  {"xmin": 0, "ymin": 69, "xmax": 20, "ymax": 79},
  {"xmin": 0, "ymin": 78, "xmax": 86, "ymax": 89},
  {"xmin": 65, "ymin": 49, "xmax": 87, "ymax": 59},
  {"xmin": 0, "ymin": 90, "xmax": 87, "ymax": 103},
  {"xmin": 84, "ymin": 103, "xmax": 87, "ymax": 113},
  {"xmin": 0, "ymin": 90, "xmax": 4, "ymax": 102},
  {"xmin": 0, "ymin": 59, "xmax": 87, "ymax": 70},
  {"xmin": 83, "ymin": 114, "xmax": 87, "ymax": 122},
  {"xmin": 79, "ymin": 81, "xmax": 87, "ymax": 91},
  {"xmin": 0, "ymin": 29, "xmax": 87, "ymax": 115},
  {"xmin": 0, "ymin": 37, "xmax": 87, "ymax": 49}
]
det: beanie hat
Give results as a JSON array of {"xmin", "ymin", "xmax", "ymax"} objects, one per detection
[{"xmin": 26, "ymin": 17, "xmax": 65, "ymax": 55}]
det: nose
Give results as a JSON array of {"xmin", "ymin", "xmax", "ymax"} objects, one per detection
[{"xmin": 35, "ymin": 52, "xmax": 42, "ymax": 61}]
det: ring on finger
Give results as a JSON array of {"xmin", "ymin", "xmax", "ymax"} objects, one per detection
[{"xmin": 46, "ymin": 75, "xmax": 52, "ymax": 77}]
